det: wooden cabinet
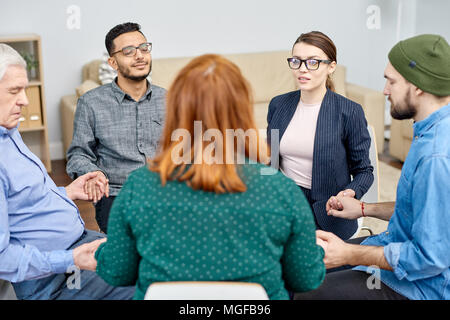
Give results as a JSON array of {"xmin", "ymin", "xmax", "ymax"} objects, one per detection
[{"xmin": 1, "ymin": 34, "xmax": 51, "ymax": 172}]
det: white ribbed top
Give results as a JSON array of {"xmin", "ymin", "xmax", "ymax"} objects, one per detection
[{"xmin": 279, "ymin": 99, "xmax": 322, "ymax": 189}]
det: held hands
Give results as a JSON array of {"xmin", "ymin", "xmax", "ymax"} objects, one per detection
[
  {"xmin": 65, "ymin": 171, "xmax": 109, "ymax": 202},
  {"xmin": 316, "ymin": 230, "xmax": 350, "ymax": 269},
  {"xmin": 73, "ymin": 238, "xmax": 107, "ymax": 271},
  {"xmin": 325, "ymin": 189, "xmax": 362, "ymax": 220},
  {"xmin": 84, "ymin": 171, "xmax": 109, "ymax": 203}
]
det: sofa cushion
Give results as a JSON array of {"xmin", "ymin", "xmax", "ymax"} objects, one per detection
[
  {"xmin": 76, "ymin": 79, "xmax": 100, "ymax": 98},
  {"xmin": 82, "ymin": 60, "xmax": 102, "ymax": 84},
  {"xmin": 224, "ymin": 51, "xmax": 297, "ymax": 103}
]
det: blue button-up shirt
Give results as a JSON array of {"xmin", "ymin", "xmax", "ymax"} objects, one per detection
[
  {"xmin": 355, "ymin": 103, "xmax": 450, "ymax": 300},
  {"xmin": 0, "ymin": 126, "xmax": 84, "ymax": 282}
]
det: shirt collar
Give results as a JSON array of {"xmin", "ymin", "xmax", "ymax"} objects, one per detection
[
  {"xmin": 413, "ymin": 102, "xmax": 450, "ymax": 137},
  {"xmin": 111, "ymin": 77, "xmax": 153, "ymax": 103},
  {"xmin": 0, "ymin": 125, "xmax": 18, "ymax": 136}
]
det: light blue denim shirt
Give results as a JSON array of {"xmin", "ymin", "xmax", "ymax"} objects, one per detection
[
  {"xmin": 354, "ymin": 103, "xmax": 450, "ymax": 300},
  {"xmin": 0, "ymin": 126, "xmax": 84, "ymax": 282}
]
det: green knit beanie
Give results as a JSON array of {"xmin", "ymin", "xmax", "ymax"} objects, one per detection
[{"xmin": 388, "ymin": 34, "xmax": 450, "ymax": 96}]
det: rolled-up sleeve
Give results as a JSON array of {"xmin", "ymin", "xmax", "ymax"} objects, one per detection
[{"xmin": 387, "ymin": 157, "xmax": 450, "ymax": 281}]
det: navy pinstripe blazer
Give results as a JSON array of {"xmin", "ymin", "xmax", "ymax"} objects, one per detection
[{"xmin": 267, "ymin": 89, "xmax": 374, "ymax": 239}]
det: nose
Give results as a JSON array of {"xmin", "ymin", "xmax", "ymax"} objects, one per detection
[
  {"xmin": 18, "ymin": 89, "xmax": 29, "ymax": 107},
  {"xmin": 135, "ymin": 48, "xmax": 144, "ymax": 60},
  {"xmin": 383, "ymin": 82, "xmax": 390, "ymax": 96}
]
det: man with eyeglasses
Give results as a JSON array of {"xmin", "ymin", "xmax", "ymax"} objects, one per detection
[{"xmin": 67, "ymin": 22, "xmax": 166, "ymax": 233}]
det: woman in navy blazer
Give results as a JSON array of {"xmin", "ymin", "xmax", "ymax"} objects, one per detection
[{"xmin": 267, "ymin": 31, "xmax": 373, "ymax": 240}]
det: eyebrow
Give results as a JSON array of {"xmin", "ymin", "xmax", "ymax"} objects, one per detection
[
  {"xmin": 8, "ymin": 85, "xmax": 27, "ymax": 91},
  {"xmin": 292, "ymin": 55, "xmax": 322, "ymax": 59}
]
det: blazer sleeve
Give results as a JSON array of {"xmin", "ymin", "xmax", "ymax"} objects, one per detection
[{"xmin": 343, "ymin": 105, "xmax": 374, "ymax": 199}]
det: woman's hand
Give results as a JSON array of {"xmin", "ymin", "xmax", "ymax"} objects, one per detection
[{"xmin": 326, "ymin": 188, "xmax": 355, "ymax": 211}]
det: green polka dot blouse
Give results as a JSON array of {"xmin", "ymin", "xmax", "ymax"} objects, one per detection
[{"xmin": 95, "ymin": 163, "xmax": 325, "ymax": 300}]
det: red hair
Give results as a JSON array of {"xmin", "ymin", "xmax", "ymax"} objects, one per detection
[{"xmin": 149, "ymin": 54, "xmax": 269, "ymax": 193}]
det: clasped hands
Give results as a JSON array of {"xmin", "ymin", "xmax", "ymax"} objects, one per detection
[
  {"xmin": 65, "ymin": 171, "xmax": 109, "ymax": 203},
  {"xmin": 316, "ymin": 188, "xmax": 362, "ymax": 269}
]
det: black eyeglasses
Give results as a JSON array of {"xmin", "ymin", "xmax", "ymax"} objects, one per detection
[
  {"xmin": 111, "ymin": 42, "xmax": 152, "ymax": 57},
  {"xmin": 287, "ymin": 57, "xmax": 332, "ymax": 70}
]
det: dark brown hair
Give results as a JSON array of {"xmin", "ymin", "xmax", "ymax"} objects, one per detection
[{"xmin": 293, "ymin": 31, "xmax": 337, "ymax": 92}]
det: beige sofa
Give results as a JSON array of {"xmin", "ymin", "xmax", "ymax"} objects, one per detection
[
  {"xmin": 60, "ymin": 51, "xmax": 385, "ymax": 158},
  {"xmin": 389, "ymin": 118, "xmax": 414, "ymax": 162}
]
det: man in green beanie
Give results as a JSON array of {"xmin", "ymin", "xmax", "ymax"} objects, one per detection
[{"xmin": 295, "ymin": 34, "xmax": 450, "ymax": 300}]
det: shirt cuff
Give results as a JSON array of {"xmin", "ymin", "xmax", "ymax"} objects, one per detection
[
  {"xmin": 48, "ymin": 249, "xmax": 75, "ymax": 274},
  {"xmin": 58, "ymin": 186, "xmax": 67, "ymax": 196},
  {"xmin": 384, "ymin": 242, "xmax": 407, "ymax": 280}
]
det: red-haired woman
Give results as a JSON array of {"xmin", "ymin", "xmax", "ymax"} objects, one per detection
[
  {"xmin": 267, "ymin": 31, "xmax": 374, "ymax": 240},
  {"xmin": 95, "ymin": 54, "xmax": 325, "ymax": 300}
]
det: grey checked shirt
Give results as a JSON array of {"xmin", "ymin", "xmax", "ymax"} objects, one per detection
[{"xmin": 66, "ymin": 79, "xmax": 166, "ymax": 196}]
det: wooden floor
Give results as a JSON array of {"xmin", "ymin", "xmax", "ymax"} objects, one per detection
[{"xmin": 49, "ymin": 139, "xmax": 403, "ymax": 232}]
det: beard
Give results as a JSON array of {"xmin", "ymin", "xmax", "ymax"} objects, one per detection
[
  {"xmin": 118, "ymin": 60, "xmax": 152, "ymax": 82},
  {"xmin": 390, "ymin": 90, "xmax": 417, "ymax": 120}
]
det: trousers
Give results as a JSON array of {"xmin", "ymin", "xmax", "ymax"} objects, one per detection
[
  {"xmin": 12, "ymin": 229, "xmax": 135, "ymax": 300},
  {"xmin": 294, "ymin": 237, "xmax": 408, "ymax": 300},
  {"xmin": 94, "ymin": 196, "xmax": 116, "ymax": 233}
]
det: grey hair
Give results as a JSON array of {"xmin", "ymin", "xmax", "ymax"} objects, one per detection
[{"xmin": 0, "ymin": 43, "xmax": 27, "ymax": 81}]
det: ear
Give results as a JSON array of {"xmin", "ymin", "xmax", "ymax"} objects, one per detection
[
  {"xmin": 415, "ymin": 86, "xmax": 424, "ymax": 96},
  {"xmin": 411, "ymin": 84, "xmax": 423, "ymax": 97},
  {"xmin": 108, "ymin": 56, "xmax": 118, "ymax": 71},
  {"xmin": 328, "ymin": 60, "xmax": 337, "ymax": 75}
]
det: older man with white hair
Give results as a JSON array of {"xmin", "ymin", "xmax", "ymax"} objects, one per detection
[{"xmin": 0, "ymin": 43, "xmax": 134, "ymax": 300}]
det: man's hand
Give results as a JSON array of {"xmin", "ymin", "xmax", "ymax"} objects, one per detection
[
  {"xmin": 316, "ymin": 230, "xmax": 351, "ymax": 269},
  {"xmin": 83, "ymin": 171, "xmax": 109, "ymax": 203},
  {"xmin": 73, "ymin": 238, "xmax": 107, "ymax": 271},
  {"xmin": 326, "ymin": 189, "xmax": 355, "ymax": 212},
  {"xmin": 327, "ymin": 196, "xmax": 363, "ymax": 220},
  {"xmin": 316, "ymin": 230, "xmax": 392, "ymax": 270},
  {"xmin": 65, "ymin": 172, "xmax": 106, "ymax": 201}
]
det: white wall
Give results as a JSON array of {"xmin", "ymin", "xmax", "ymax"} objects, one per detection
[{"xmin": 0, "ymin": 0, "xmax": 448, "ymax": 159}]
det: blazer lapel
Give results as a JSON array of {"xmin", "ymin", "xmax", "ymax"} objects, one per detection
[
  {"xmin": 311, "ymin": 89, "xmax": 337, "ymax": 197},
  {"xmin": 276, "ymin": 90, "xmax": 300, "ymax": 143}
]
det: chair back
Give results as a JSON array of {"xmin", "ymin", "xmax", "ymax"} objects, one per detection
[{"xmin": 144, "ymin": 281, "xmax": 269, "ymax": 300}]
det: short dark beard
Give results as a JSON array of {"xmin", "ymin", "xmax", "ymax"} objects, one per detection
[
  {"xmin": 118, "ymin": 60, "xmax": 152, "ymax": 82},
  {"xmin": 390, "ymin": 90, "xmax": 417, "ymax": 120}
]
